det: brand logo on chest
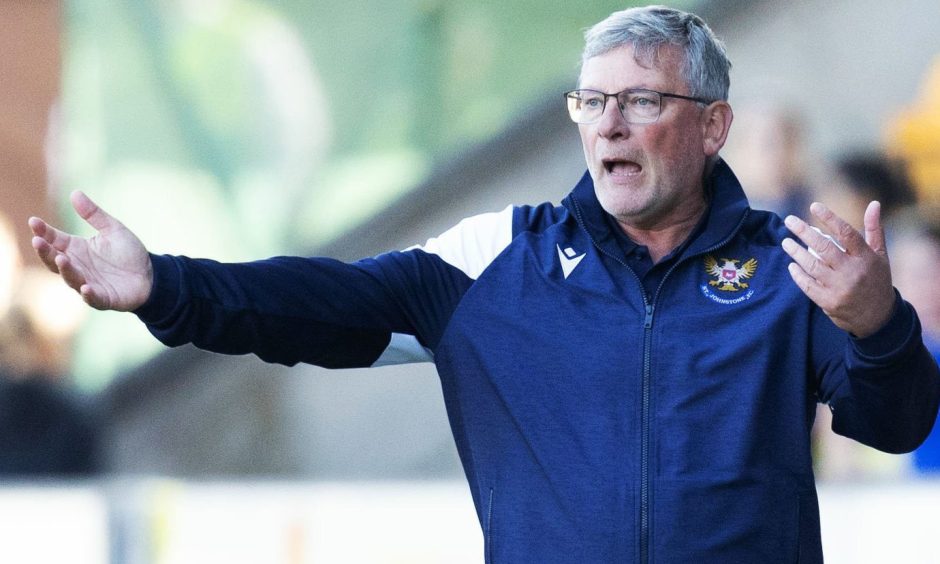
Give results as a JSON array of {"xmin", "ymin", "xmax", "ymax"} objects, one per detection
[{"xmin": 557, "ymin": 244, "xmax": 586, "ymax": 279}]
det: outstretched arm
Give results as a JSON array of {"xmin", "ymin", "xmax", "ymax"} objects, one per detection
[{"xmin": 28, "ymin": 190, "xmax": 153, "ymax": 311}]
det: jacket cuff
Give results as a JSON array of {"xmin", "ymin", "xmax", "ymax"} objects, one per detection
[
  {"xmin": 851, "ymin": 290, "xmax": 915, "ymax": 360},
  {"xmin": 133, "ymin": 253, "xmax": 182, "ymax": 325}
]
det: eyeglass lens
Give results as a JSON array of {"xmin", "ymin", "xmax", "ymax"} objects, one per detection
[{"xmin": 566, "ymin": 89, "xmax": 663, "ymax": 124}]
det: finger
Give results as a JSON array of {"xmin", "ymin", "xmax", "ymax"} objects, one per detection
[
  {"xmin": 786, "ymin": 261, "xmax": 830, "ymax": 308},
  {"xmin": 782, "ymin": 237, "xmax": 831, "ymax": 281},
  {"xmin": 863, "ymin": 201, "xmax": 887, "ymax": 256},
  {"xmin": 27, "ymin": 216, "xmax": 47, "ymax": 238},
  {"xmin": 79, "ymin": 284, "xmax": 108, "ymax": 310},
  {"xmin": 27, "ymin": 216, "xmax": 74, "ymax": 252},
  {"xmin": 784, "ymin": 214, "xmax": 843, "ymax": 263},
  {"xmin": 71, "ymin": 190, "xmax": 118, "ymax": 232},
  {"xmin": 810, "ymin": 202, "xmax": 865, "ymax": 255},
  {"xmin": 55, "ymin": 254, "xmax": 87, "ymax": 294},
  {"xmin": 31, "ymin": 235, "xmax": 61, "ymax": 274}
]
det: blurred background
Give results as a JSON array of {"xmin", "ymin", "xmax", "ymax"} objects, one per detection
[{"xmin": 0, "ymin": 0, "xmax": 938, "ymax": 562}]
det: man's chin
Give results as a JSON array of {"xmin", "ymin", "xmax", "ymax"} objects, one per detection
[
  {"xmin": 596, "ymin": 194, "xmax": 643, "ymax": 221},
  {"xmin": 596, "ymin": 178, "xmax": 644, "ymax": 204},
  {"xmin": 595, "ymin": 171, "xmax": 647, "ymax": 196}
]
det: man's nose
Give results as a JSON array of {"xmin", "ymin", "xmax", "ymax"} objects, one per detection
[{"xmin": 596, "ymin": 99, "xmax": 631, "ymax": 139}]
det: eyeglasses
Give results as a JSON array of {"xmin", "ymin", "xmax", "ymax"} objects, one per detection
[{"xmin": 563, "ymin": 88, "xmax": 713, "ymax": 125}]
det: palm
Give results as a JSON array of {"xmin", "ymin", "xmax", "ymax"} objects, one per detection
[
  {"xmin": 29, "ymin": 191, "xmax": 153, "ymax": 312},
  {"xmin": 69, "ymin": 227, "xmax": 151, "ymax": 310}
]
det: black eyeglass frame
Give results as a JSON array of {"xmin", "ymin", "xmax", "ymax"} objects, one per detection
[{"xmin": 563, "ymin": 88, "xmax": 715, "ymax": 124}]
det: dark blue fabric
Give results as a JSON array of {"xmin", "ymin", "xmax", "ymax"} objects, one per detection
[{"xmin": 0, "ymin": 375, "xmax": 99, "ymax": 476}]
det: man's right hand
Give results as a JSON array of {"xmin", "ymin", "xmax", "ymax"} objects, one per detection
[{"xmin": 28, "ymin": 190, "xmax": 153, "ymax": 312}]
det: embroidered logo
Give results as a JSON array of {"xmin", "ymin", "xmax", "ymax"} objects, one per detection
[
  {"xmin": 701, "ymin": 255, "xmax": 758, "ymax": 305},
  {"xmin": 704, "ymin": 255, "xmax": 758, "ymax": 292},
  {"xmin": 557, "ymin": 244, "xmax": 586, "ymax": 279}
]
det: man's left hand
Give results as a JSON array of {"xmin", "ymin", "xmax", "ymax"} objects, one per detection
[{"xmin": 781, "ymin": 201, "xmax": 894, "ymax": 338}]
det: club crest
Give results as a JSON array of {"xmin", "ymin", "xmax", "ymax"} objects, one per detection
[{"xmin": 704, "ymin": 255, "xmax": 758, "ymax": 292}]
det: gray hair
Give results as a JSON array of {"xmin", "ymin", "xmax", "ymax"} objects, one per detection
[{"xmin": 581, "ymin": 5, "xmax": 731, "ymax": 102}]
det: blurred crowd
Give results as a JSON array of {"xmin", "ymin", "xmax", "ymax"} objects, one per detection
[
  {"xmin": 0, "ymin": 214, "xmax": 98, "ymax": 477},
  {"xmin": 724, "ymin": 101, "xmax": 940, "ymax": 480}
]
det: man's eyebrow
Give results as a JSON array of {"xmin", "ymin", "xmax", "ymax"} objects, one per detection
[{"xmin": 576, "ymin": 84, "xmax": 659, "ymax": 93}]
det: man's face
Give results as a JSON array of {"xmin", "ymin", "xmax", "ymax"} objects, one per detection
[{"xmin": 578, "ymin": 45, "xmax": 712, "ymax": 231}]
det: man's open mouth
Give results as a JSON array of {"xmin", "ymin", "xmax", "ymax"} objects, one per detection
[{"xmin": 603, "ymin": 159, "xmax": 643, "ymax": 175}]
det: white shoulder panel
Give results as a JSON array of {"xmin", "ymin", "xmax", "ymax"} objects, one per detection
[
  {"xmin": 372, "ymin": 206, "xmax": 514, "ymax": 367},
  {"xmin": 371, "ymin": 332, "xmax": 435, "ymax": 367},
  {"xmin": 406, "ymin": 205, "xmax": 515, "ymax": 280}
]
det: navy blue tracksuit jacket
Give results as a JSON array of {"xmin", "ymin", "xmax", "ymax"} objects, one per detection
[{"xmin": 136, "ymin": 160, "xmax": 940, "ymax": 563}]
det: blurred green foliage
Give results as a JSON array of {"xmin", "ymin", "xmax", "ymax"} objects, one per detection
[{"xmin": 63, "ymin": 0, "xmax": 686, "ymax": 388}]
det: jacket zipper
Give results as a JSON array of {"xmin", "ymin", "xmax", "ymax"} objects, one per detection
[
  {"xmin": 641, "ymin": 303, "xmax": 654, "ymax": 564},
  {"xmin": 486, "ymin": 487, "xmax": 495, "ymax": 563},
  {"xmin": 571, "ymin": 198, "xmax": 749, "ymax": 564}
]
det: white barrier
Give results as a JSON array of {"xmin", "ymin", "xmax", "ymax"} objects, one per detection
[
  {"xmin": 819, "ymin": 480, "xmax": 940, "ymax": 564},
  {"xmin": 0, "ymin": 485, "xmax": 109, "ymax": 564},
  {"xmin": 0, "ymin": 479, "xmax": 938, "ymax": 563}
]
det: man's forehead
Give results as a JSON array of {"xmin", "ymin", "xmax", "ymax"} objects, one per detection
[
  {"xmin": 596, "ymin": 42, "xmax": 682, "ymax": 69},
  {"xmin": 580, "ymin": 43, "xmax": 685, "ymax": 87}
]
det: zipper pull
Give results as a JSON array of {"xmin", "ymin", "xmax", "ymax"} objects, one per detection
[{"xmin": 644, "ymin": 304, "xmax": 654, "ymax": 329}]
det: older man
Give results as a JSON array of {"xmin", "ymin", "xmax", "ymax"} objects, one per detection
[{"xmin": 29, "ymin": 5, "xmax": 939, "ymax": 563}]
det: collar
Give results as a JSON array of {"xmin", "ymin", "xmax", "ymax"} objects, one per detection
[{"xmin": 562, "ymin": 158, "xmax": 751, "ymax": 261}]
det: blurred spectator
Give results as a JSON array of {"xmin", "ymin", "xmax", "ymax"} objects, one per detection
[
  {"xmin": 0, "ymin": 215, "xmax": 98, "ymax": 477},
  {"xmin": 722, "ymin": 103, "xmax": 814, "ymax": 218},
  {"xmin": 818, "ymin": 152, "xmax": 918, "ymax": 230},
  {"xmin": 810, "ymin": 153, "xmax": 919, "ymax": 481},
  {"xmin": 890, "ymin": 206, "xmax": 940, "ymax": 473},
  {"xmin": 0, "ymin": 214, "xmax": 19, "ymax": 319},
  {"xmin": 885, "ymin": 54, "xmax": 940, "ymax": 207}
]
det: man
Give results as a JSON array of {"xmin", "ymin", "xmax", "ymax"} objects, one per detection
[{"xmin": 29, "ymin": 5, "xmax": 940, "ymax": 563}]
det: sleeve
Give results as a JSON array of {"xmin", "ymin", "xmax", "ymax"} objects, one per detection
[
  {"xmin": 133, "ymin": 205, "xmax": 516, "ymax": 369},
  {"xmin": 814, "ymin": 290, "xmax": 940, "ymax": 453}
]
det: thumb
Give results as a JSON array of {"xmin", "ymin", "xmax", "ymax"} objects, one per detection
[
  {"xmin": 863, "ymin": 200, "xmax": 886, "ymax": 256},
  {"xmin": 70, "ymin": 190, "xmax": 119, "ymax": 232}
]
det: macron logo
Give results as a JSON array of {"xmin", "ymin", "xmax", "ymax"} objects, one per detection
[{"xmin": 557, "ymin": 244, "xmax": 586, "ymax": 279}]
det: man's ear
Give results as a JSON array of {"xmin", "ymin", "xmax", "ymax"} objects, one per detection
[{"xmin": 701, "ymin": 101, "xmax": 733, "ymax": 158}]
